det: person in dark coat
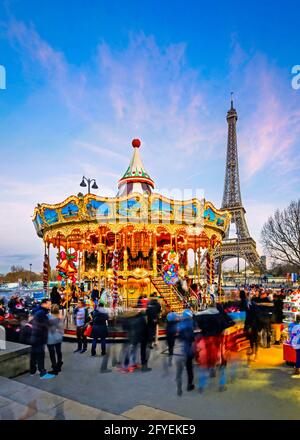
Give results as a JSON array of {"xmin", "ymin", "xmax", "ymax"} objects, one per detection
[
  {"xmin": 30, "ymin": 299, "xmax": 55, "ymax": 379},
  {"xmin": 8, "ymin": 295, "xmax": 18, "ymax": 314},
  {"xmin": 175, "ymin": 309, "xmax": 195, "ymax": 395},
  {"xmin": 91, "ymin": 302, "xmax": 109, "ymax": 356},
  {"xmin": 194, "ymin": 303, "xmax": 229, "ymax": 392},
  {"xmin": 146, "ymin": 293, "xmax": 161, "ymax": 348},
  {"xmin": 50, "ymin": 286, "xmax": 61, "ymax": 306},
  {"xmin": 120, "ymin": 310, "xmax": 151, "ymax": 372},
  {"xmin": 239, "ymin": 290, "xmax": 248, "ymax": 311},
  {"xmin": 272, "ymin": 293, "xmax": 284, "ymax": 345},
  {"xmin": 19, "ymin": 318, "xmax": 33, "ymax": 346},
  {"xmin": 244, "ymin": 299, "xmax": 260, "ymax": 361},
  {"xmin": 136, "ymin": 295, "xmax": 143, "ymax": 308},
  {"xmin": 73, "ymin": 299, "xmax": 90, "ymax": 353},
  {"xmin": 91, "ymin": 284, "xmax": 100, "ymax": 308},
  {"xmin": 166, "ymin": 309, "xmax": 179, "ymax": 356},
  {"xmin": 252, "ymin": 292, "xmax": 273, "ymax": 348},
  {"xmin": 132, "ymin": 310, "xmax": 152, "ymax": 372}
]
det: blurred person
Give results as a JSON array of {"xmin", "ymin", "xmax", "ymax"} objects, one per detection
[
  {"xmin": 4, "ymin": 311, "xmax": 21, "ymax": 342},
  {"xmin": 194, "ymin": 302, "xmax": 229, "ymax": 392},
  {"xmin": 239, "ymin": 290, "xmax": 248, "ymax": 311},
  {"xmin": 289, "ymin": 315, "xmax": 300, "ymax": 377},
  {"xmin": 119, "ymin": 311, "xmax": 139, "ymax": 372},
  {"xmin": 71, "ymin": 284, "xmax": 78, "ymax": 303},
  {"xmin": 272, "ymin": 293, "xmax": 284, "ymax": 345},
  {"xmin": 8, "ymin": 295, "xmax": 18, "ymax": 314},
  {"xmin": 121, "ymin": 310, "xmax": 152, "ymax": 373},
  {"xmin": 73, "ymin": 299, "xmax": 90, "ymax": 353},
  {"xmin": 99, "ymin": 287, "xmax": 105, "ymax": 301},
  {"xmin": 244, "ymin": 298, "xmax": 259, "ymax": 361},
  {"xmin": 137, "ymin": 309, "xmax": 152, "ymax": 372},
  {"xmin": 47, "ymin": 304, "xmax": 64, "ymax": 375},
  {"xmin": 50, "ymin": 286, "xmax": 61, "ymax": 306},
  {"xmin": 91, "ymin": 302, "xmax": 109, "ymax": 356},
  {"xmin": 136, "ymin": 295, "xmax": 143, "ymax": 308},
  {"xmin": 59, "ymin": 286, "xmax": 66, "ymax": 316},
  {"xmin": 141, "ymin": 295, "xmax": 148, "ymax": 309},
  {"xmin": 0, "ymin": 300, "xmax": 6, "ymax": 319},
  {"xmin": 175, "ymin": 309, "xmax": 195, "ymax": 396},
  {"xmin": 19, "ymin": 316, "xmax": 33, "ymax": 346},
  {"xmin": 31, "ymin": 300, "xmax": 40, "ymax": 315},
  {"xmin": 253, "ymin": 291, "xmax": 274, "ymax": 348},
  {"xmin": 30, "ymin": 299, "xmax": 55, "ymax": 379},
  {"xmin": 146, "ymin": 293, "xmax": 161, "ymax": 348},
  {"xmin": 166, "ymin": 309, "xmax": 179, "ymax": 356}
]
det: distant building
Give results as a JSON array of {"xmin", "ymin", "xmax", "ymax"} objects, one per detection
[{"xmin": 260, "ymin": 256, "xmax": 267, "ymax": 271}]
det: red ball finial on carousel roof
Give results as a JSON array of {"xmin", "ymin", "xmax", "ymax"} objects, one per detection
[{"xmin": 132, "ymin": 138, "xmax": 141, "ymax": 148}]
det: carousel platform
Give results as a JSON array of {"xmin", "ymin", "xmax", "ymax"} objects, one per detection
[{"xmin": 63, "ymin": 326, "xmax": 168, "ymax": 342}]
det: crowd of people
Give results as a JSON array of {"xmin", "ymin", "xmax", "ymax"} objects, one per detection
[{"xmin": 1, "ymin": 285, "xmax": 300, "ymax": 390}]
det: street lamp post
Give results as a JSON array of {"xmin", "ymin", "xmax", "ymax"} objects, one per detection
[
  {"xmin": 29, "ymin": 263, "xmax": 32, "ymax": 284},
  {"xmin": 79, "ymin": 176, "xmax": 99, "ymax": 194}
]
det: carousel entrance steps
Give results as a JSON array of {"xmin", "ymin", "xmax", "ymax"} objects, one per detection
[{"xmin": 151, "ymin": 276, "xmax": 184, "ymax": 313}]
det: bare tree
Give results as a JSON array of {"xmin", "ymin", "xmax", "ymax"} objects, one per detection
[{"xmin": 261, "ymin": 200, "xmax": 300, "ymax": 269}]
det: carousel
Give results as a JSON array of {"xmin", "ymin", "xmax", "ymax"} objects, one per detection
[{"xmin": 32, "ymin": 139, "xmax": 231, "ymax": 314}]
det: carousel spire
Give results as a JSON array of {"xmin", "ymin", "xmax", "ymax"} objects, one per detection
[{"xmin": 117, "ymin": 139, "xmax": 155, "ymax": 197}]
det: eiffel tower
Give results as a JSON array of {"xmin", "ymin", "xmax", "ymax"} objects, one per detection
[{"xmin": 219, "ymin": 96, "xmax": 262, "ymax": 268}]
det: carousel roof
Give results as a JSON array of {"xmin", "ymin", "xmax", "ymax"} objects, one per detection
[
  {"xmin": 32, "ymin": 138, "xmax": 231, "ymax": 246},
  {"xmin": 117, "ymin": 139, "xmax": 155, "ymax": 197}
]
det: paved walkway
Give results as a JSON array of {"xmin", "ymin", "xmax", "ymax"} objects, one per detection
[
  {"xmin": 0, "ymin": 376, "xmax": 187, "ymax": 420},
  {"xmin": 2, "ymin": 342, "xmax": 300, "ymax": 419}
]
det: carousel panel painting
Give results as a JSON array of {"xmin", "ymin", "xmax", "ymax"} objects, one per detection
[
  {"xmin": 33, "ymin": 213, "xmax": 44, "ymax": 234},
  {"xmin": 117, "ymin": 198, "xmax": 141, "ymax": 218},
  {"xmin": 150, "ymin": 198, "xmax": 173, "ymax": 220},
  {"xmin": 177, "ymin": 203, "xmax": 198, "ymax": 224},
  {"xmin": 86, "ymin": 199, "xmax": 111, "ymax": 218},
  {"xmin": 204, "ymin": 206, "xmax": 216, "ymax": 223},
  {"xmin": 43, "ymin": 208, "xmax": 58, "ymax": 225},
  {"xmin": 216, "ymin": 214, "xmax": 226, "ymax": 227},
  {"xmin": 61, "ymin": 202, "xmax": 79, "ymax": 220}
]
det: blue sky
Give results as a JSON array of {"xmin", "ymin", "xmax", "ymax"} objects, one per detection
[{"xmin": 0, "ymin": 0, "xmax": 300, "ymax": 273}]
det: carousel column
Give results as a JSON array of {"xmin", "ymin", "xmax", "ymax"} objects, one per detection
[
  {"xmin": 47, "ymin": 242, "xmax": 51, "ymax": 297},
  {"xmin": 197, "ymin": 248, "xmax": 201, "ymax": 285},
  {"xmin": 185, "ymin": 245, "xmax": 189, "ymax": 273},
  {"xmin": 123, "ymin": 232, "xmax": 128, "ymax": 272},
  {"xmin": 206, "ymin": 250, "xmax": 212, "ymax": 295},
  {"xmin": 217, "ymin": 250, "xmax": 223, "ymax": 298},
  {"xmin": 77, "ymin": 250, "xmax": 81, "ymax": 282},
  {"xmin": 97, "ymin": 248, "xmax": 102, "ymax": 291},
  {"xmin": 43, "ymin": 241, "xmax": 50, "ymax": 298},
  {"xmin": 153, "ymin": 232, "xmax": 157, "ymax": 277},
  {"xmin": 112, "ymin": 249, "xmax": 119, "ymax": 309},
  {"xmin": 124, "ymin": 234, "xmax": 128, "ymax": 307},
  {"xmin": 103, "ymin": 249, "xmax": 107, "ymax": 290},
  {"xmin": 211, "ymin": 253, "xmax": 215, "ymax": 291},
  {"xmin": 193, "ymin": 248, "xmax": 197, "ymax": 283}
]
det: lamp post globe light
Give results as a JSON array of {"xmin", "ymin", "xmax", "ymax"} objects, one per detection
[{"xmin": 80, "ymin": 176, "xmax": 99, "ymax": 194}]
